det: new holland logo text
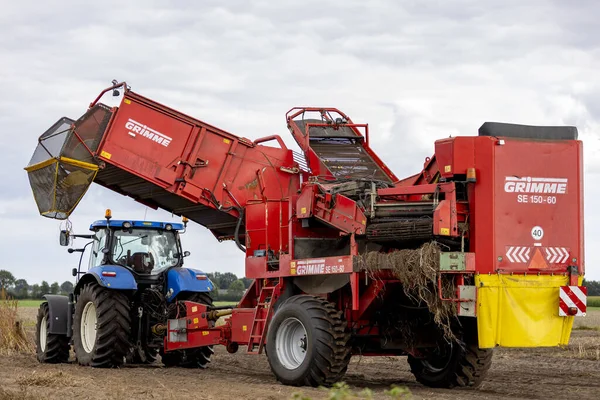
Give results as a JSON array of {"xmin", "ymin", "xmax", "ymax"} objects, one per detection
[
  {"xmin": 125, "ymin": 119, "xmax": 172, "ymax": 147},
  {"xmin": 504, "ymin": 177, "xmax": 567, "ymax": 194}
]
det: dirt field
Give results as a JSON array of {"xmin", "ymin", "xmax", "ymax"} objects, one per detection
[{"xmin": 1, "ymin": 308, "xmax": 599, "ymax": 400}]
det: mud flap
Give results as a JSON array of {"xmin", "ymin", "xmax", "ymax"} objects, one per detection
[{"xmin": 476, "ymin": 274, "xmax": 582, "ymax": 348}]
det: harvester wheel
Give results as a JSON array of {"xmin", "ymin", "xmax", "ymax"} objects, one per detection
[
  {"xmin": 72, "ymin": 282, "xmax": 131, "ymax": 367},
  {"xmin": 161, "ymin": 292, "xmax": 214, "ymax": 368},
  {"xmin": 408, "ymin": 332, "xmax": 493, "ymax": 388},
  {"xmin": 265, "ymin": 295, "xmax": 351, "ymax": 387},
  {"xmin": 35, "ymin": 302, "xmax": 70, "ymax": 363},
  {"xmin": 127, "ymin": 346, "xmax": 159, "ymax": 364}
]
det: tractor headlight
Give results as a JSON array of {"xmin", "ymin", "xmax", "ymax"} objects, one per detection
[
  {"xmin": 165, "ymin": 224, "xmax": 173, "ymax": 231},
  {"xmin": 122, "ymin": 221, "xmax": 132, "ymax": 229}
]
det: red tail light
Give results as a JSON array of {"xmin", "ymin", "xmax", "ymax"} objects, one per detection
[{"xmin": 102, "ymin": 271, "xmax": 117, "ymax": 277}]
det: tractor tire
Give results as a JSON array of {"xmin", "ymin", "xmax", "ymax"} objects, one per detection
[
  {"xmin": 265, "ymin": 295, "xmax": 351, "ymax": 387},
  {"xmin": 161, "ymin": 292, "xmax": 214, "ymax": 368},
  {"xmin": 408, "ymin": 335, "xmax": 493, "ymax": 388},
  {"xmin": 35, "ymin": 302, "xmax": 70, "ymax": 363},
  {"xmin": 72, "ymin": 282, "xmax": 131, "ymax": 368}
]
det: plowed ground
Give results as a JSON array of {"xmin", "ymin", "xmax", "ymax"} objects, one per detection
[{"xmin": 1, "ymin": 308, "xmax": 599, "ymax": 400}]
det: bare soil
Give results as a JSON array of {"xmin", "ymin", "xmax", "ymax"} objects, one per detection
[{"xmin": 1, "ymin": 309, "xmax": 599, "ymax": 400}]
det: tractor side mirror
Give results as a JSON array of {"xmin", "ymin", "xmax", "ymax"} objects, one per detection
[
  {"xmin": 183, "ymin": 251, "xmax": 191, "ymax": 257},
  {"xmin": 72, "ymin": 268, "xmax": 78, "ymax": 277},
  {"xmin": 59, "ymin": 230, "xmax": 70, "ymax": 246}
]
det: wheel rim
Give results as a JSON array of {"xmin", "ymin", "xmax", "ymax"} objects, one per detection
[
  {"xmin": 80, "ymin": 301, "xmax": 97, "ymax": 353},
  {"xmin": 275, "ymin": 317, "xmax": 308, "ymax": 370},
  {"xmin": 422, "ymin": 342, "xmax": 453, "ymax": 373},
  {"xmin": 39, "ymin": 315, "xmax": 47, "ymax": 352}
]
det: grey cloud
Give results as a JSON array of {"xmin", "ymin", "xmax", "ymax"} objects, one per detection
[{"xmin": 1, "ymin": 0, "xmax": 599, "ymax": 283}]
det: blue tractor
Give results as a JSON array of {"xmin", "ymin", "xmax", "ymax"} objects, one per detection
[{"xmin": 35, "ymin": 210, "xmax": 215, "ymax": 368}]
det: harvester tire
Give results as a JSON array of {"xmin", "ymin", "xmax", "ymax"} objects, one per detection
[
  {"xmin": 73, "ymin": 282, "xmax": 131, "ymax": 368},
  {"xmin": 35, "ymin": 302, "xmax": 70, "ymax": 363},
  {"xmin": 161, "ymin": 292, "xmax": 214, "ymax": 368},
  {"xmin": 408, "ymin": 339, "xmax": 493, "ymax": 388},
  {"xmin": 265, "ymin": 295, "xmax": 351, "ymax": 387},
  {"xmin": 127, "ymin": 346, "xmax": 159, "ymax": 364}
]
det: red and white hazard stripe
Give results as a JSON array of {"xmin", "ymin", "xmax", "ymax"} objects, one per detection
[{"xmin": 559, "ymin": 286, "xmax": 587, "ymax": 317}]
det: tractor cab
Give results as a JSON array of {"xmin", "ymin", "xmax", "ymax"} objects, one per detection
[
  {"xmin": 60, "ymin": 210, "xmax": 192, "ymax": 279},
  {"xmin": 87, "ymin": 219, "xmax": 187, "ymax": 275}
]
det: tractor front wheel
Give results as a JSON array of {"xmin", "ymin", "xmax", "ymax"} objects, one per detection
[
  {"xmin": 265, "ymin": 295, "xmax": 351, "ymax": 387},
  {"xmin": 72, "ymin": 282, "xmax": 131, "ymax": 367},
  {"xmin": 35, "ymin": 302, "xmax": 70, "ymax": 363}
]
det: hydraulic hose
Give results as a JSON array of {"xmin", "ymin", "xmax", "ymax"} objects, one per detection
[{"xmin": 234, "ymin": 208, "xmax": 246, "ymax": 253}]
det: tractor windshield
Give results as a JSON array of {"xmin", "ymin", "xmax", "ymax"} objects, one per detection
[{"xmin": 111, "ymin": 229, "xmax": 181, "ymax": 274}]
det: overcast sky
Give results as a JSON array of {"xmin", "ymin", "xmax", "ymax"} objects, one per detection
[{"xmin": 1, "ymin": 0, "xmax": 599, "ymax": 285}]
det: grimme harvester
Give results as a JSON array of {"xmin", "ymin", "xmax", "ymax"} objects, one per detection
[{"xmin": 26, "ymin": 82, "xmax": 586, "ymax": 388}]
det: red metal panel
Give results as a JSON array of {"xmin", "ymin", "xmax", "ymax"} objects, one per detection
[
  {"xmin": 468, "ymin": 136, "xmax": 584, "ymax": 275},
  {"xmin": 470, "ymin": 137, "xmax": 496, "ymax": 274},
  {"xmin": 287, "ymin": 255, "xmax": 354, "ymax": 276},
  {"xmin": 230, "ymin": 309, "xmax": 255, "ymax": 343},
  {"xmin": 245, "ymin": 202, "xmax": 267, "ymax": 257},
  {"xmin": 101, "ymin": 96, "xmax": 195, "ymax": 186},
  {"xmin": 436, "ymin": 137, "xmax": 475, "ymax": 178},
  {"xmin": 492, "ymin": 138, "xmax": 582, "ymax": 274}
]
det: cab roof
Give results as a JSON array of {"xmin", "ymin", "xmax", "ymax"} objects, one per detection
[{"xmin": 89, "ymin": 220, "xmax": 184, "ymax": 231}]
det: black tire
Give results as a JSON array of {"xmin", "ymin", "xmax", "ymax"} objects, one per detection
[
  {"xmin": 35, "ymin": 302, "xmax": 70, "ymax": 363},
  {"xmin": 408, "ymin": 332, "xmax": 493, "ymax": 388},
  {"xmin": 160, "ymin": 292, "xmax": 214, "ymax": 368},
  {"xmin": 265, "ymin": 295, "xmax": 351, "ymax": 387},
  {"xmin": 127, "ymin": 346, "xmax": 159, "ymax": 364},
  {"xmin": 72, "ymin": 282, "xmax": 131, "ymax": 367}
]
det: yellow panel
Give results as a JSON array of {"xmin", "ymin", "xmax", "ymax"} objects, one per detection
[
  {"xmin": 24, "ymin": 157, "xmax": 58, "ymax": 172},
  {"xmin": 476, "ymin": 274, "xmax": 582, "ymax": 348},
  {"xmin": 59, "ymin": 157, "xmax": 99, "ymax": 171}
]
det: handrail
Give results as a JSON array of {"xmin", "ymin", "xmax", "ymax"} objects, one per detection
[
  {"xmin": 89, "ymin": 81, "xmax": 128, "ymax": 108},
  {"xmin": 253, "ymin": 135, "xmax": 288, "ymax": 151}
]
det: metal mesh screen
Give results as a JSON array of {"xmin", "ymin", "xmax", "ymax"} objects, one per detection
[
  {"xmin": 25, "ymin": 107, "xmax": 111, "ymax": 220},
  {"xmin": 62, "ymin": 104, "xmax": 112, "ymax": 163},
  {"xmin": 27, "ymin": 117, "xmax": 74, "ymax": 167},
  {"xmin": 309, "ymin": 138, "xmax": 392, "ymax": 182},
  {"xmin": 27, "ymin": 160, "xmax": 97, "ymax": 219}
]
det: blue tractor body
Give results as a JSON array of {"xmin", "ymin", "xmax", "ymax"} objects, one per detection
[
  {"xmin": 37, "ymin": 213, "xmax": 216, "ymax": 368},
  {"xmin": 80, "ymin": 265, "xmax": 214, "ymax": 300}
]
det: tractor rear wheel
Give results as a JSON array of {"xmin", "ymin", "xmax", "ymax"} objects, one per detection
[
  {"xmin": 161, "ymin": 292, "xmax": 214, "ymax": 368},
  {"xmin": 72, "ymin": 282, "xmax": 131, "ymax": 367},
  {"xmin": 408, "ymin": 327, "xmax": 493, "ymax": 388},
  {"xmin": 35, "ymin": 302, "xmax": 70, "ymax": 363},
  {"xmin": 265, "ymin": 295, "xmax": 351, "ymax": 387}
]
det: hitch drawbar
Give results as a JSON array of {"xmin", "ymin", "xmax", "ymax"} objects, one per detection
[{"xmin": 162, "ymin": 301, "xmax": 239, "ymax": 352}]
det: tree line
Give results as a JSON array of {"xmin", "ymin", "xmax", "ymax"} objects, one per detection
[
  {"xmin": 0, "ymin": 269, "xmax": 253, "ymax": 302},
  {"xmin": 0, "ymin": 270, "xmax": 73, "ymax": 299}
]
